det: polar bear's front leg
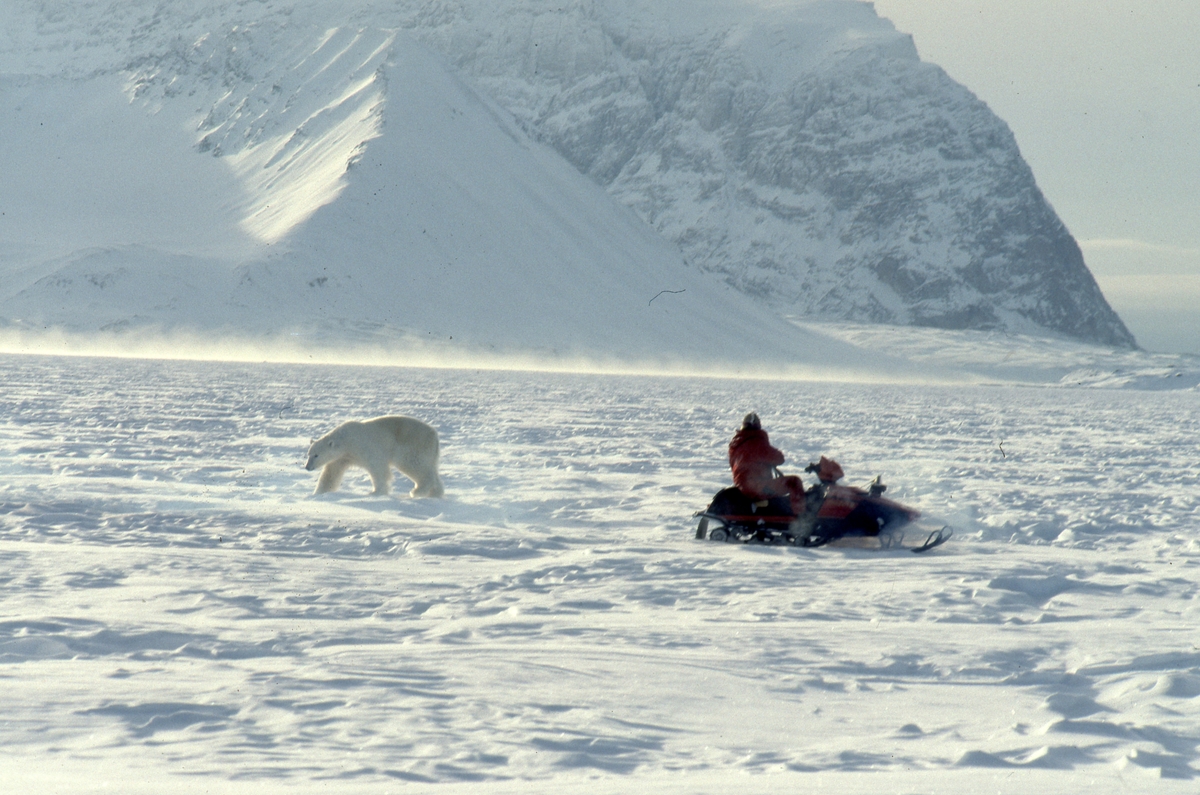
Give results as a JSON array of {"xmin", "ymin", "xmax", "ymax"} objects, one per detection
[
  {"xmin": 366, "ymin": 462, "xmax": 393, "ymax": 495},
  {"xmin": 316, "ymin": 457, "xmax": 350, "ymax": 494}
]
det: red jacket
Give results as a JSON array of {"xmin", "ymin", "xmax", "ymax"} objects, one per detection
[{"xmin": 728, "ymin": 426, "xmax": 786, "ymax": 499}]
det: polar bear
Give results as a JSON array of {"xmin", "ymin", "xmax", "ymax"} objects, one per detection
[{"xmin": 305, "ymin": 415, "xmax": 444, "ymax": 497}]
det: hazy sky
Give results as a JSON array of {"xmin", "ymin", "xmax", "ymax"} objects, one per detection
[{"xmin": 872, "ymin": 0, "xmax": 1200, "ymax": 354}]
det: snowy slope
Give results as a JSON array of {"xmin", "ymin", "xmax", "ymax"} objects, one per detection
[
  {"xmin": 3, "ymin": 354, "xmax": 1200, "ymax": 791},
  {"xmin": 0, "ymin": 0, "xmax": 1134, "ymax": 373},
  {"xmin": 260, "ymin": 37, "xmax": 849, "ymax": 365}
]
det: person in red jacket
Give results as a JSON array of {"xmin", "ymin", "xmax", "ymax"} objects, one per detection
[{"xmin": 728, "ymin": 413, "xmax": 807, "ymax": 515}]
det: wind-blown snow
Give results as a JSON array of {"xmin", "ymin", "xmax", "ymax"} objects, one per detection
[{"xmin": 3, "ymin": 353, "xmax": 1199, "ymax": 791}]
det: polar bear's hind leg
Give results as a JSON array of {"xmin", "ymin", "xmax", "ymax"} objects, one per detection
[
  {"xmin": 406, "ymin": 455, "xmax": 443, "ymax": 498},
  {"xmin": 409, "ymin": 471, "xmax": 444, "ymax": 498},
  {"xmin": 425, "ymin": 475, "xmax": 445, "ymax": 498}
]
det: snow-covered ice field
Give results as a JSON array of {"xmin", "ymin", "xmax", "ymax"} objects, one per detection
[{"xmin": 2, "ymin": 353, "xmax": 1199, "ymax": 793}]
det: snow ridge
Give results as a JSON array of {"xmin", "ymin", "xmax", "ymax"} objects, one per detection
[{"xmin": 128, "ymin": 22, "xmax": 396, "ymax": 243}]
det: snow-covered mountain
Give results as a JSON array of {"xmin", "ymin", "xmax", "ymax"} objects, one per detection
[
  {"xmin": 387, "ymin": 0, "xmax": 1135, "ymax": 347},
  {"xmin": 1, "ymin": 4, "xmax": 876, "ymax": 374},
  {"xmin": 0, "ymin": 0, "xmax": 1136, "ymax": 366}
]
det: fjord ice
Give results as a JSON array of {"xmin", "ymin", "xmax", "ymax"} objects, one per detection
[{"xmin": 2, "ymin": 355, "xmax": 1199, "ymax": 792}]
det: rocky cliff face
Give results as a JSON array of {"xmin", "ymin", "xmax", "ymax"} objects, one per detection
[{"xmin": 389, "ymin": 0, "xmax": 1136, "ymax": 347}]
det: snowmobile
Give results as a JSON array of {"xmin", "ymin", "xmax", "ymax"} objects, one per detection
[{"xmin": 694, "ymin": 459, "xmax": 951, "ymax": 553}]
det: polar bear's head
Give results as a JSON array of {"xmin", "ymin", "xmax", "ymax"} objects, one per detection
[{"xmin": 305, "ymin": 430, "xmax": 344, "ymax": 471}]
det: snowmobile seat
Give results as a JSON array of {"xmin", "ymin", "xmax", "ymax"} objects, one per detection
[{"xmin": 705, "ymin": 486, "xmax": 795, "ymax": 520}]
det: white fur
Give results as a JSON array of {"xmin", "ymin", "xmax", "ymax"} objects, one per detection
[{"xmin": 305, "ymin": 415, "xmax": 444, "ymax": 497}]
